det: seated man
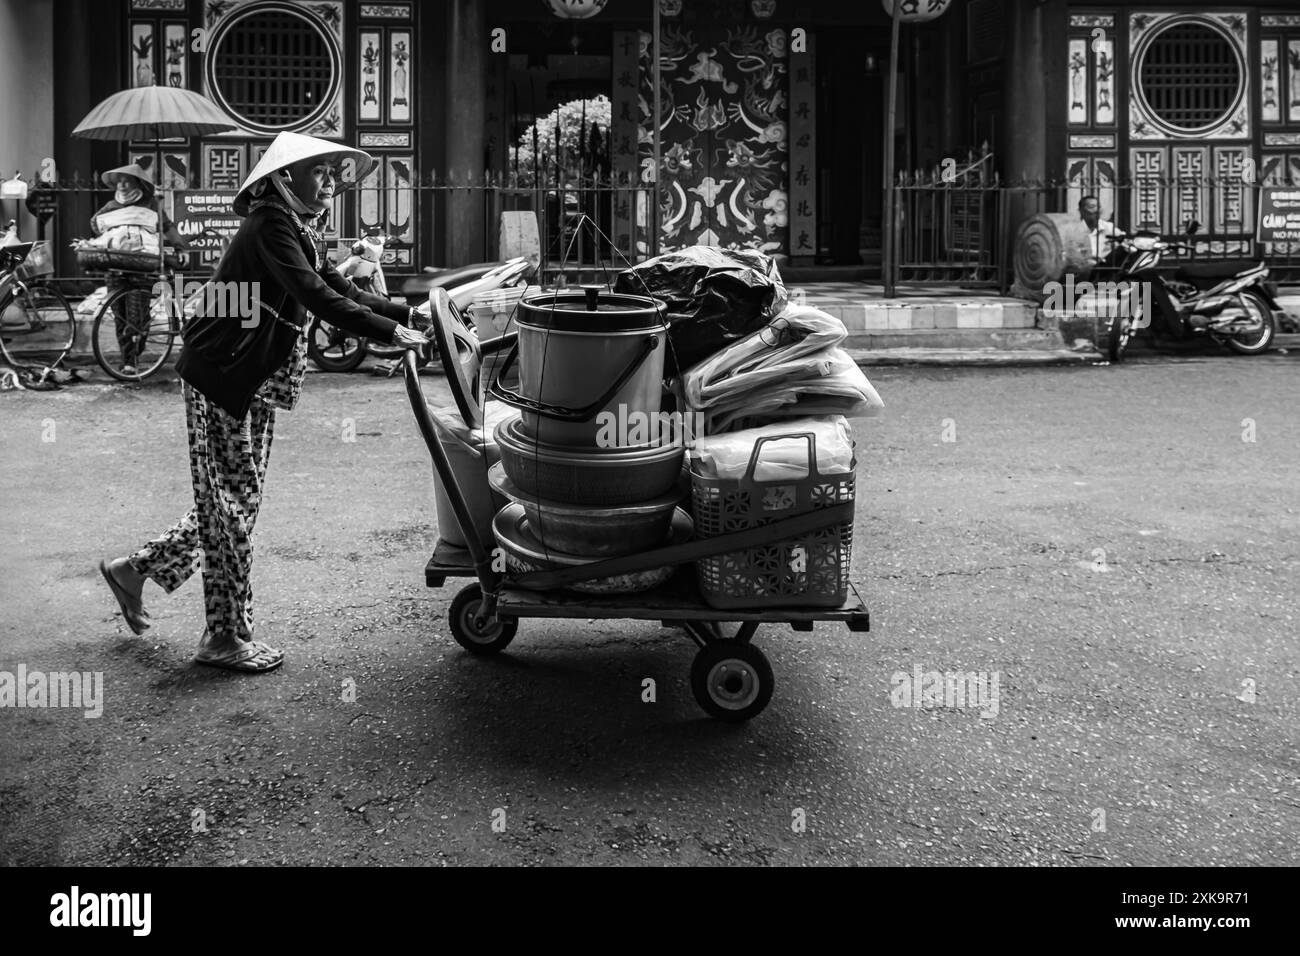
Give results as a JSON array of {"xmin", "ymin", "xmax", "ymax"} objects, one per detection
[{"xmin": 1079, "ymin": 195, "xmax": 1125, "ymax": 272}]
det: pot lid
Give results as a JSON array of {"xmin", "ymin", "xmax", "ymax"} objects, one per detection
[{"xmin": 518, "ymin": 288, "xmax": 667, "ymax": 333}]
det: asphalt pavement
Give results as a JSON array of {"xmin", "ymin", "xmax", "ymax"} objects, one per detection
[{"xmin": 1, "ymin": 352, "xmax": 1297, "ymax": 865}]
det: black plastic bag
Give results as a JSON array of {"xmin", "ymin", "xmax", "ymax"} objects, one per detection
[{"xmin": 614, "ymin": 246, "xmax": 787, "ymax": 374}]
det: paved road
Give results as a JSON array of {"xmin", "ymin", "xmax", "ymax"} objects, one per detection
[{"xmin": 1, "ymin": 354, "xmax": 1297, "ymax": 865}]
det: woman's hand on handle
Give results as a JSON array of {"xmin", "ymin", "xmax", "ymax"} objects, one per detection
[{"xmin": 391, "ymin": 324, "xmax": 428, "ymax": 349}]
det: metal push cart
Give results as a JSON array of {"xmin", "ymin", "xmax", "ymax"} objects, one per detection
[{"xmin": 404, "ymin": 289, "xmax": 870, "ymax": 722}]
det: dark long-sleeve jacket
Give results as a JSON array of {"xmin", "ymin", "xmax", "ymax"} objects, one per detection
[{"xmin": 177, "ymin": 204, "xmax": 406, "ymax": 419}]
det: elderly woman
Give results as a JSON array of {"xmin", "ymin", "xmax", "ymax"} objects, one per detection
[
  {"xmin": 92, "ymin": 164, "xmax": 191, "ymax": 375},
  {"xmin": 99, "ymin": 133, "xmax": 427, "ymax": 672}
]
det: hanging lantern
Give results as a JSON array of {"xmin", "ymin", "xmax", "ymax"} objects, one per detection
[
  {"xmin": 545, "ymin": 0, "xmax": 608, "ymax": 19},
  {"xmin": 750, "ymin": 0, "xmax": 776, "ymax": 18},
  {"xmin": 881, "ymin": 0, "xmax": 954, "ymax": 22}
]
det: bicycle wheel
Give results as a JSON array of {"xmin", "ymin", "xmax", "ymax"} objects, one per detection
[
  {"xmin": 1, "ymin": 278, "xmax": 76, "ymax": 367},
  {"xmin": 92, "ymin": 280, "xmax": 179, "ymax": 382}
]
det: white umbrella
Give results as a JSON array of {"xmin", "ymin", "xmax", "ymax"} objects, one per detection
[{"xmin": 73, "ymin": 86, "xmax": 237, "ymax": 272}]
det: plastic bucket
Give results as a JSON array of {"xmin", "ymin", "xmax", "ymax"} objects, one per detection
[
  {"xmin": 491, "ymin": 289, "xmax": 668, "ymax": 448},
  {"xmin": 469, "ymin": 285, "xmax": 531, "ymax": 335},
  {"xmin": 430, "ymin": 403, "xmax": 517, "ymax": 548},
  {"xmin": 432, "ymin": 437, "xmax": 503, "ymax": 548}
]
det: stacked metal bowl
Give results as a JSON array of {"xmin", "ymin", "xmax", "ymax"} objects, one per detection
[{"xmin": 489, "ymin": 289, "xmax": 691, "ymax": 592}]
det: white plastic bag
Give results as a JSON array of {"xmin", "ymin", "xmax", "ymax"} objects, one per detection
[
  {"xmin": 682, "ymin": 306, "xmax": 847, "ymax": 410},
  {"xmin": 690, "ymin": 416, "xmax": 855, "ymax": 481},
  {"xmin": 430, "ymin": 399, "xmax": 520, "ymax": 453},
  {"xmin": 682, "ymin": 306, "xmax": 882, "ymax": 433}
]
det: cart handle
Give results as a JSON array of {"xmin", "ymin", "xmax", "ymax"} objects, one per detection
[{"xmin": 512, "ymin": 501, "xmax": 853, "ymax": 591}]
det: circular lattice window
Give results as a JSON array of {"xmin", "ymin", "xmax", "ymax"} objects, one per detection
[
  {"xmin": 1136, "ymin": 20, "xmax": 1243, "ymax": 135},
  {"xmin": 206, "ymin": 4, "xmax": 340, "ymax": 134}
]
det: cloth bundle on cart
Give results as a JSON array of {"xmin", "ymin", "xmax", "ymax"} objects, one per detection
[{"xmin": 681, "ymin": 305, "xmax": 884, "ymax": 433}]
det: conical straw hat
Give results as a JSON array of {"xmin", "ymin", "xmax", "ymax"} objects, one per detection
[
  {"xmin": 101, "ymin": 163, "xmax": 157, "ymax": 200},
  {"xmin": 234, "ymin": 132, "xmax": 376, "ymax": 216}
]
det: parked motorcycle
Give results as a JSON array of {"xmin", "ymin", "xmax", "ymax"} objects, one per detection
[
  {"xmin": 1103, "ymin": 221, "xmax": 1280, "ymax": 362},
  {"xmin": 306, "ymin": 235, "xmax": 536, "ymax": 372}
]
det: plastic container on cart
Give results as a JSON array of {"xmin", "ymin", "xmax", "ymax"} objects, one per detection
[
  {"xmin": 469, "ymin": 284, "xmax": 534, "ymax": 335},
  {"xmin": 430, "ymin": 401, "xmax": 518, "ymax": 548},
  {"xmin": 690, "ymin": 429, "xmax": 855, "ymax": 610},
  {"xmin": 424, "ymin": 286, "xmax": 519, "ymax": 547},
  {"xmin": 472, "ymin": 285, "xmax": 537, "ymax": 405}
]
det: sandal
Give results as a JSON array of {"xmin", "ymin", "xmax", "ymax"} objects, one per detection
[
  {"xmin": 194, "ymin": 641, "xmax": 283, "ymax": 673},
  {"xmin": 99, "ymin": 559, "xmax": 150, "ymax": 635},
  {"xmin": 247, "ymin": 640, "xmax": 284, "ymax": 662}
]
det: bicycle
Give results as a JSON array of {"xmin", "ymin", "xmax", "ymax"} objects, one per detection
[
  {"xmin": 85, "ymin": 228, "xmax": 230, "ymax": 382},
  {"xmin": 0, "ymin": 236, "xmax": 77, "ymax": 382}
]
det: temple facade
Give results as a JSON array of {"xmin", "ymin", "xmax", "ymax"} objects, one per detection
[{"xmin": 2, "ymin": 0, "xmax": 1298, "ymax": 279}]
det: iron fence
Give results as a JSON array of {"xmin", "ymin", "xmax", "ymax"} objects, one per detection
[
  {"xmin": 6, "ymin": 175, "xmax": 657, "ymax": 294},
  {"xmin": 890, "ymin": 175, "xmax": 1300, "ymax": 293}
]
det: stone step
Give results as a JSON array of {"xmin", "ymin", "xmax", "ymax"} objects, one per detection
[
  {"xmin": 810, "ymin": 299, "xmax": 1039, "ymax": 332},
  {"xmin": 844, "ymin": 328, "xmax": 1066, "ymax": 351}
]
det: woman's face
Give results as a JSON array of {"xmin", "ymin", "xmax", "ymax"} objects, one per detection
[
  {"xmin": 283, "ymin": 158, "xmax": 338, "ymax": 213},
  {"xmin": 114, "ymin": 175, "xmax": 145, "ymax": 204}
]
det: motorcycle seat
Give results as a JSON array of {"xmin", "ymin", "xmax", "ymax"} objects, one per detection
[
  {"xmin": 402, "ymin": 262, "xmax": 501, "ymax": 296},
  {"xmin": 1175, "ymin": 260, "xmax": 1263, "ymax": 282}
]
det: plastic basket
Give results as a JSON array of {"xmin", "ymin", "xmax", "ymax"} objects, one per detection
[
  {"xmin": 691, "ymin": 431, "xmax": 855, "ymax": 610},
  {"xmin": 14, "ymin": 241, "xmax": 53, "ymax": 280}
]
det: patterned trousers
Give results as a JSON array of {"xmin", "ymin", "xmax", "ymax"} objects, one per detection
[{"xmin": 129, "ymin": 382, "xmax": 276, "ymax": 643}]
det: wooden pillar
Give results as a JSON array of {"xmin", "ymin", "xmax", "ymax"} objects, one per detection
[
  {"xmin": 1004, "ymin": 0, "xmax": 1047, "ymax": 182},
  {"xmin": 419, "ymin": 0, "xmax": 449, "ymax": 268},
  {"xmin": 443, "ymin": 0, "xmax": 487, "ymax": 266},
  {"xmin": 940, "ymin": 7, "xmax": 963, "ymax": 155},
  {"xmin": 1042, "ymin": 0, "xmax": 1070, "ymax": 186},
  {"xmin": 1003, "ymin": 0, "xmax": 1048, "ymax": 245}
]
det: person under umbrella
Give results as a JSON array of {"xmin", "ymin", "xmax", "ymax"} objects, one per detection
[
  {"xmin": 92, "ymin": 163, "xmax": 191, "ymax": 375},
  {"xmin": 99, "ymin": 132, "xmax": 429, "ymax": 672}
]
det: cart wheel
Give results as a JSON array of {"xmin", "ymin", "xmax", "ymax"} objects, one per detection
[
  {"xmin": 689, "ymin": 640, "xmax": 774, "ymax": 722},
  {"xmin": 448, "ymin": 584, "xmax": 516, "ymax": 655}
]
